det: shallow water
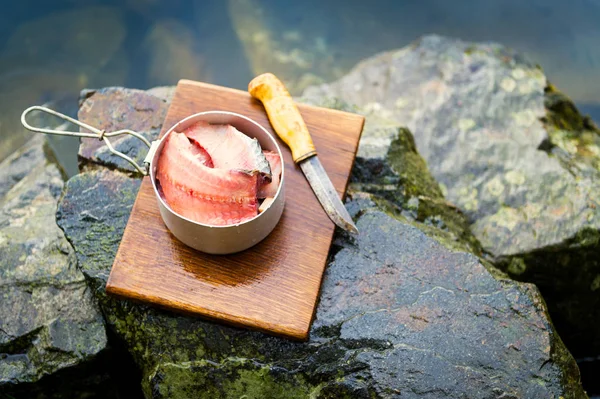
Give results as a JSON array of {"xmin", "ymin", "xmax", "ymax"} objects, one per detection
[{"xmin": 2, "ymin": 0, "xmax": 600, "ymax": 174}]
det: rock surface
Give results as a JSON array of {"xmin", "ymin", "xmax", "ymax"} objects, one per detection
[
  {"xmin": 0, "ymin": 136, "xmax": 111, "ymax": 397},
  {"xmin": 322, "ymin": 101, "xmax": 483, "ymax": 256},
  {"xmin": 56, "ymin": 86, "xmax": 586, "ymax": 398},
  {"xmin": 303, "ymin": 34, "xmax": 600, "ymax": 358},
  {"xmin": 77, "ymin": 87, "xmax": 170, "ymax": 174}
]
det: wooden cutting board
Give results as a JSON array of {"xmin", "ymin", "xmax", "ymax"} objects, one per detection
[{"xmin": 106, "ymin": 79, "xmax": 364, "ymax": 340}]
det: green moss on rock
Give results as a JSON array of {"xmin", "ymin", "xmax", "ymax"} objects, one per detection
[
  {"xmin": 150, "ymin": 359, "xmax": 320, "ymax": 399},
  {"xmin": 300, "ymin": 96, "xmax": 484, "ymax": 257}
]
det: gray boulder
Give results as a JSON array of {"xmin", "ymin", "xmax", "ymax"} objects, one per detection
[
  {"xmin": 56, "ymin": 87, "xmax": 586, "ymax": 398},
  {"xmin": 303, "ymin": 34, "xmax": 600, "ymax": 358},
  {"xmin": 0, "ymin": 136, "xmax": 112, "ymax": 397}
]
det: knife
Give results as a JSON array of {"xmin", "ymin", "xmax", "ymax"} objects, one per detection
[{"xmin": 248, "ymin": 73, "xmax": 358, "ymax": 234}]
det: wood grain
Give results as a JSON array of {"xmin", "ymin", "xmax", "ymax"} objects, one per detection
[{"xmin": 106, "ymin": 79, "xmax": 365, "ymax": 340}]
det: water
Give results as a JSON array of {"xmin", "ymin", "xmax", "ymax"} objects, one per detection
[{"xmin": 1, "ymin": 0, "xmax": 600, "ymax": 174}]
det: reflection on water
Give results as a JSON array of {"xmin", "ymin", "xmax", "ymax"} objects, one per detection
[
  {"xmin": 1, "ymin": 0, "xmax": 600, "ymax": 174},
  {"xmin": 142, "ymin": 19, "xmax": 208, "ymax": 86}
]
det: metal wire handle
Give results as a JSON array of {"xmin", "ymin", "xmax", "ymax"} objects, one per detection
[{"xmin": 21, "ymin": 105, "xmax": 152, "ymax": 175}]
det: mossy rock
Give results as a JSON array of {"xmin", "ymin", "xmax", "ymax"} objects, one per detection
[
  {"xmin": 55, "ymin": 86, "xmax": 586, "ymax": 398},
  {"xmin": 0, "ymin": 136, "xmax": 114, "ymax": 398},
  {"xmin": 303, "ymin": 34, "xmax": 600, "ymax": 359}
]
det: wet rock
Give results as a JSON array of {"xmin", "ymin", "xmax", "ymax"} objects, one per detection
[
  {"xmin": 315, "ymin": 202, "xmax": 585, "ymax": 399},
  {"xmin": 303, "ymin": 35, "xmax": 600, "ymax": 358},
  {"xmin": 56, "ymin": 86, "xmax": 586, "ymax": 398},
  {"xmin": 77, "ymin": 87, "xmax": 169, "ymax": 174},
  {"xmin": 0, "ymin": 136, "xmax": 48, "ymax": 199},
  {"xmin": 57, "ymin": 169, "xmax": 141, "ymax": 295},
  {"xmin": 0, "ymin": 136, "xmax": 111, "ymax": 397},
  {"xmin": 302, "ymin": 99, "xmax": 483, "ymax": 256},
  {"xmin": 146, "ymin": 86, "xmax": 176, "ymax": 103}
]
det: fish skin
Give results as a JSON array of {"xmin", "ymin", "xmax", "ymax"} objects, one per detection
[
  {"xmin": 259, "ymin": 151, "xmax": 282, "ymax": 198},
  {"xmin": 183, "ymin": 121, "xmax": 271, "ymax": 179},
  {"xmin": 157, "ymin": 132, "xmax": 259, "ymax": 225}
]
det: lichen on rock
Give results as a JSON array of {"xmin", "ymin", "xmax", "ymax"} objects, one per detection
[{"xmin": 300, "ymin": 97, "xmax": 484, "ymax": 258}]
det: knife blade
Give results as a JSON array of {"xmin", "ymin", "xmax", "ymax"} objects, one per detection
[
  {"xmin": 299, "ymin": 156, "xmax": 358, "ymax": 234},
  {"xmin": 248, "ymin": 73, "xmax": 359, "ymax": 234}
]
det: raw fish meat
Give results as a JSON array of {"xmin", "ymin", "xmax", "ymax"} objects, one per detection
[
  {"xmin": 184, "ymin": 121, "xmax": 271, "ymax": 179},
  {"xmin": 157, "ymin": 131, "xmax": 259, "ymax": 226},
  {"xmin": 188, "ymin": 138, "xmax": 214, "ymax": 167},
  {"xmin": 157, "ymin": 120, "xmax": 282, "ymax": 226},
  {"xmin": 259, "ymin": 151, "xmax": 282, "ymax": 198}
]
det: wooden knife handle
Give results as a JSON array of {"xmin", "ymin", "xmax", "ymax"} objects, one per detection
[{"xmin": 248, "ymin": 73, "xmax": 316, "ymax": 163}]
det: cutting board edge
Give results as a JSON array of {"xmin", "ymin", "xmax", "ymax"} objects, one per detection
[
  {"xmin": 105, "ymin": 188, "xmax": 312, "ymax": 341},
  {"xmin": 105, "ymin": 281, "xmax": 310, "ymax": 341},
  {"xmin": 178, "ymin": 79, "xmax": 368, "ymax": 122}
]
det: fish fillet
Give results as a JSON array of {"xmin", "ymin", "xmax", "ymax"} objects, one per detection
[
  {"xmin": 184, "ymin": 121, "xmax": 271, "ymax": 179},
  {"xmin": 157, "ymin": 132, "xmax": 258, "ymax": 225},
  {"xmin": 188, "ymin": 138, "xmax": 214, "ymax": 167}
]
